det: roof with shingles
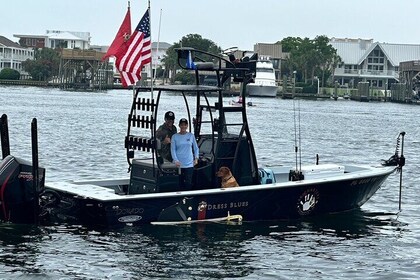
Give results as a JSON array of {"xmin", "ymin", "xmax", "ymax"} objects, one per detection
[
  {"xmin": 0, "ymin": 36, "xmax": 23, "ymax": 48},
  {"xmin": 330, "ymin": 39, "xmax": 420, "ymax": 66}
]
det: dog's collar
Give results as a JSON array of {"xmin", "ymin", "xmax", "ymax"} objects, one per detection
[{"xmin": 223, "ymin": 175, "xmax": 233, "ymax": 182}]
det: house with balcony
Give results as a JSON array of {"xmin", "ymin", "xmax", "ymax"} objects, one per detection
[
  {"xmin": 330, "ymin": 38, "xmax": 420, "ymax": 90},
  {"xmin": 142, "ymin": 41, "xmax": 172, "ymax": 81},
  {"xmin": 0, "ymin": 35, "xmax": 34, "ymax": 78},
  {"xmin": 14, "ymin": 30, "xmax": 90, "ymax": 50}
]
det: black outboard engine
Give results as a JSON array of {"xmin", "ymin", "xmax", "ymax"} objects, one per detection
[{"xmin": 0, "ymin": 155, "xmax": 45, "ymax": 224}]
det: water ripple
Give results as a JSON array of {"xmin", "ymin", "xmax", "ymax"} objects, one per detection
[{"xmin": 1, "ymin": 87, "xmax": 419, "ymax": 279}]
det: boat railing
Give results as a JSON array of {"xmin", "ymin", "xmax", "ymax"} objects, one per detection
[{"xmin": 176, "ymin": 48, "xmax": 257, "ymax": 86}]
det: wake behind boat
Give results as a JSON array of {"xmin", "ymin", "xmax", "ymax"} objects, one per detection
[{"xmin": 0, "ymin": 48, "xmax": 406, "ymax": 228}]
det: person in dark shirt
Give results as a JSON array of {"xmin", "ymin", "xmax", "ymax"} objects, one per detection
[{"xmin": 156, "ymin": 111, "xmax": 177, "ymax": 162}]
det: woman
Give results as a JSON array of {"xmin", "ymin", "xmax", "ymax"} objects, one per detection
[{"xmin": 171, "ymin": 118, "xmax": 199, "ymax": 191}]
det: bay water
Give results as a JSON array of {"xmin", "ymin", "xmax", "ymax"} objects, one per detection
[{"xmin": 0, "ymin": 86, "xmax": 419, "ymax": 279}]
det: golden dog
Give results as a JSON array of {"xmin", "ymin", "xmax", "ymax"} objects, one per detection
[{"xmin": 216, "ymin": 166, "xmax": 239, "ymax": 188}]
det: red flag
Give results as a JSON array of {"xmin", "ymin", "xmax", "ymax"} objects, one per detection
[
  {"xmin": 102, "ymin": 7, "xmax": 131, "ymax": 60},
  {"xmin": 115, "ymin": 9, "xmax": 151, "ymax": 87}
]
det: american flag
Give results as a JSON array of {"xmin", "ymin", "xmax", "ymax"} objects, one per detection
[{"xmin": 115, "ymin": 9, "xmax": 151, "ymax": 87}]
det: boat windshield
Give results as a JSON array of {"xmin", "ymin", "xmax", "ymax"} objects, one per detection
[{"xmin": 256, "ymin": 68, "xmax": 274, "ymax": 73}]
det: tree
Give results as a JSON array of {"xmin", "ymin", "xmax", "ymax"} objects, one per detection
[
  {"xmin": 162, "ymin": 34, "xmax": 222, "ymax": 83},
  {"xmin": 278, "ymin": 37, "xmax": 302, "ymax": 53},
  {"xmin": 313, "ymin": 35, "xmax": 341, "ymax": 87},
  {"xmin": 22, "ymin": 48, "xmax": 60, "ymax": 81},
  {"xmin": 281, "ymin": 35, "xmax": 341, "ymax": 86},
  {"xmin": 174, "ymin": 70, "xmax": 195, "ymax": 85},
  {"xmin": 0, "ymin": 68, "xmax": 20, "ymax": 80}
]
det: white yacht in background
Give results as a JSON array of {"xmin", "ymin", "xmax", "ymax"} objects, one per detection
[{"xmin": 247, "ymin": 59, "xmax": 277, "ymax": 97}]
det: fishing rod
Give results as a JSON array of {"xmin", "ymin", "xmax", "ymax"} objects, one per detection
[
  {"xmin": 293, "ymin": 97, "xmax": 298, "ymax": 172},
  {"xmin": 397, "ymin": 132, "xmax": 405, "ymax": 211},
  {"xmin": 292, "ymin": 87, "xmax": 302, "ymax": 173},
  {"xmin": 298, "ymin": 98, "xmax": 302, "ymax": 172}
]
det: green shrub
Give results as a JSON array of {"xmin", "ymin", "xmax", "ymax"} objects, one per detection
[
  {"xmin": 302, "ymin": 85, "xmax": 317, "ymax": 93},
  {"xmin": 174, "ymin": 70, "xmax": 195, "ymax": 85},
  {"xmin": 0, "ymin": 68, "xmax": 20, "ymax": 80}
]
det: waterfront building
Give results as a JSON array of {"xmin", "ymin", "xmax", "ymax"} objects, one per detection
[
  {"xmin": 0, "ymin": 36, "xmax": 34, "ymax": 78},
  {"xmin": 143, "ymin": 41, "xmax": 172, "ymax": 81},
  {"xmin": 14, "ymin": 30, "xmax": 90, "ymax": 50},
  {"xmin": 330, "ymin": 38, "xmax": 420, "ymax": 90}
]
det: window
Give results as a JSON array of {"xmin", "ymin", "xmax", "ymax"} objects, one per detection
[{"xmin": 366, "ymin": 48, "xmax": 386, "ymax": 73}]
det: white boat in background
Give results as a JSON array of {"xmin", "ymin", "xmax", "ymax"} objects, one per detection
[{"xmin": 247, "ymin": 60, "xmax": 277, "ymax": 97}]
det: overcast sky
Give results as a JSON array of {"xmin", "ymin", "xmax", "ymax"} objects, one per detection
[{"xmin": 2, "ymin": 0, "xmax": 419, "ymax": 50}]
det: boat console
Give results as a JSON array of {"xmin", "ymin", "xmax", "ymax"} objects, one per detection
[{"xmin": 125, "ymin": 48, "xmax": 260, "ymax": 193}]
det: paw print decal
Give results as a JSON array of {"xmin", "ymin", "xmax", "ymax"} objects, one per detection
[{"xmin": 297, "ymin": 188, "xmax": 319, "ymax": 215}]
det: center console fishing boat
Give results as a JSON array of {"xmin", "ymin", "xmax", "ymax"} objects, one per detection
[{"xmin": 0, "ymin": 48, "xmax": 406, "ymax": 227}]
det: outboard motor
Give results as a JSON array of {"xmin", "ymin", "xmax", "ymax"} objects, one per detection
[{"xmin": 0, "ymin": 155, "xmax": 45, "ymax": 224}]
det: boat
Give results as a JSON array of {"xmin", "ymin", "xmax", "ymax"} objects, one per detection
[
  {"xmin": 0, "ymin": 48, "xmax": 406, "ymax": 228},
  {"xmin": 228, "ymin": 96, "xmax": 254, "ymax": 107},
  {"xmin": 246, "ymin": 59, "xmax": 278, "ymax": 97}
]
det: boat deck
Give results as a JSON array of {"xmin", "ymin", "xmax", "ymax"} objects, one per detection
[{"xmin": 45, "ymin": 165, "xmax": 395, "ymax": 202}]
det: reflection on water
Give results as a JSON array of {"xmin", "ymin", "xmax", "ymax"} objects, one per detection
[
  {"xmin": 0, "ymin": 87, "xmax": 419, "ymax": 279},
  {"xmin": 0, "ymin": 209, "xmax": 408, "ymax": 279}
]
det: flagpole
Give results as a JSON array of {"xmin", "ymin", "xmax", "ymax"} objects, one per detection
[
  {"xmin": 127, "ymin": 1, "xmax": 136, "ymax": 99},
  {"xmin": 148, "ymin": 0, "xmax": 154, "ymax": 99},
  {"xmin": 153, "ymin": 8, "xmax": 162, "ymax": 87}
]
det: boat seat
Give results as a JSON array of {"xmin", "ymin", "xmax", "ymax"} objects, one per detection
[
  {"xmin": 195, "ymin": 62, "xmax": 214, "ymax": 70},
  {"xmin": 198, "ymin": 137, "xmax": 214, "ymax": 162},
  {"xmin": 155, "ymin": 138, "xmax": 178, "ymax": 171},
  {"xmin": 161, "ymin": 160, "xmax": 179, "ymax": 171}
]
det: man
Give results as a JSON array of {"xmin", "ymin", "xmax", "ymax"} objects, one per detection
[{"xmin": 156, "ymin": 111, "xmax": 177, "ymax": 162}]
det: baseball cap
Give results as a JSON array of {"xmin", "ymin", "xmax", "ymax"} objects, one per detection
[
  {"xmin": 179, "ymin": 118, "xmax": 188, "ymax": 125},
  {"xmin": 164, "ymin": 111, "xmax": 175, "ymax": 120}
]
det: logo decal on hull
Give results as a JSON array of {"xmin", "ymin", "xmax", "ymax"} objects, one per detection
[
  {"xmin": 198, "ymin": 201, "xmax": 207, "ymax": 220},
  {"xmin": 297, "ymin": 188, "xmax": 319, "ymax": 215},
  {"xmin": 118, "ymin": 215, "xmax": 143, "ymax": 223}
]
